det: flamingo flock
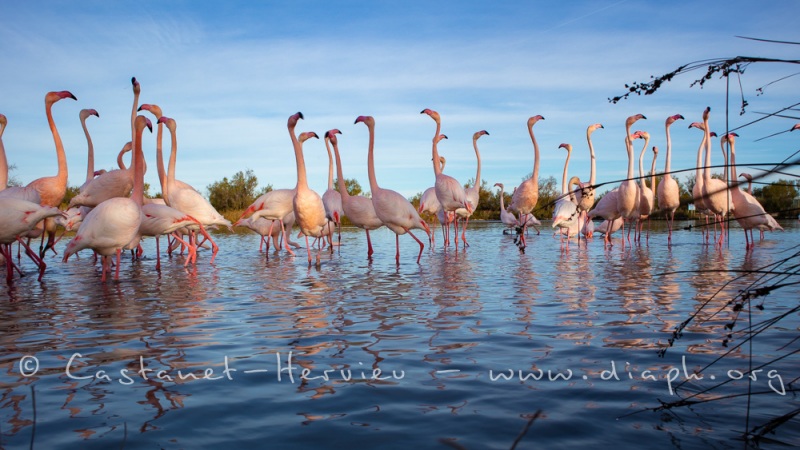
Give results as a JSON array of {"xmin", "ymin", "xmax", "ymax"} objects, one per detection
[{"xmin": 0, "ymin": 80, "xmax": 794, "ymax": 284}]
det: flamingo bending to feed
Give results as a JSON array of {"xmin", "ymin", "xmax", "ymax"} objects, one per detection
[
  {"xmin": 237, "ymin": 210, "xmax": 301, "ymax": 253},
  {"xmin": 356, "ymin": 115, "xmax": 430, "ymax": 263},
  {"xmin": 617, "ymin": 114, "xmax": 646, "ymax": 247},
  {"xmin": 322, "ymin": 130, "xmax": 344, "ymax": 247},
  {"xmin": 657, "ymin": 114, "xmax": 684, "ymax": 246},
  {"xmin": 290, "ymin": 122, "xmax": 328, "ymax": 265},
  {"xmin": 419, "ymin": 156, "xmax": 449, "ymax": 248},
  {"xmin": 454, "ymin": 130, "xmax": 489, "ymax": 246},
  {"xmin": 0, "ymin": 198, "xmax": 64, "ymax": 283},
  {"xmin": 421, "ymin": 109, "xmax": 471, "ymax": 248},
  {"xmin": 0, "ymin": 114, "xmax": 41, "ymax": 203},
  {"xmin": 63, "ymin": 116, "xmax": 151, "ymax": 281},
  {"xmin": 509, "ymin": 115, "xmax": 545, "ymax": 250},
  {"xmin": 738, "ymin": 172, "xmax": 783, "ymax": 240},
  {"xmin": 327, "ymin": 129, "xmax": 384, "ymax": 258},
  {"xmin": 158, "ymin": 116, "xmax": 232, "ymax": 263}
]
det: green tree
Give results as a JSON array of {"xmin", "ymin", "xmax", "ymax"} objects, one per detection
[
  {"xmin": 207, "ymin": 169, "xmax": 271, "ymax": 212},
  {"xmin": 754, "ymin": 179, "xmax": 799, "ymax": 219},
  {"xmin": 332, "ymin": 177, "xmax": 362, "ymax": 196}
]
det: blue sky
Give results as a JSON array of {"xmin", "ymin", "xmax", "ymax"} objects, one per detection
[{"xmin": 2, "ymin": 1, "xmax": 799, "ymax": 200}]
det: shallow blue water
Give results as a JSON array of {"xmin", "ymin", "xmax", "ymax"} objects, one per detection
[{"xmin": 1, "ymin": 220, "xmax": 798, "ymax": 449}]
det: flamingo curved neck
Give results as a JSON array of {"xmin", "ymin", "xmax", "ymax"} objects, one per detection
[
  {"xmin": 47, "ymin": 99, "xmax": 69, "ymax": 183},
  {"xmin": 703, "ymin": 115, "xmax": 712, "ymax": 183},
  {"xmin": 561, "ymin": 149, "xmax": 571, "ymax": 195},
  {"xmin": 326, "ymin": 139, "xmax": 335, "ymax": 190},
  {"xmin": 530, "ymin": 124, "xmax": 540, "ymax": 184},
  {"xmin": 365, "ymin": 122, "xmax": 379, "ymax": 192},
  {"xmin": 155, "ymin": 121, "xmax": 168, "ymax": 199},
  {"xmin": 167, "ymin": 126, "xmax": 178, "ymax": 192},
  {"xmin": 587, "ymin": 130, "xmax": 596, "ymax": 186},
  {"xmin": 473, "ymin": 137, "xmax": 482, "ymax": 188},
  {"xmin": 82, "ymin": 118, "xmax": 94, "ymax": 183},
  {"xmin": 638, "ymin": 138, "xmax": 649, "ymax": 189},
  {"xmin": 664, "ymin": 123, "xmax": 673, "ymax": 176},
  {"xmin": 650, "ymin": 149, "xmax": 658, "ymax": 191},
  {"xmin": 132, "ymin": 124, "xmax": 145, "ymax": 206},
  {"xmin": 330, "ymin": 139, "xmax": 350, "ymax": 200},
  {"xmin": 625, "ymin": 137, "xmax": 635, "ymax": 180}
]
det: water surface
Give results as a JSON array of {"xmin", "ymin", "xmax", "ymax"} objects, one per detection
[{"xmin": 1, "ymin": 220, "xmax": 798, "ymax": 449}]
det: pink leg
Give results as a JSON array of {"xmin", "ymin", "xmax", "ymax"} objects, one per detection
[
  {"xmin": 155, "ymin": 236, "xmax": 161, "ymax": 271},
  {"xmin": 115, "ymin": 249, "xmax": 122, "ymax": 280},
  {"xmin": 395, "ymin": 234, "xmax": 401, "ymax": 264},
  {"xmin": 366, "ymin": 230, "xmax": 374, "ymax": 257},
  {"xmin": 404, "ymin": 228, "xmax": 425, "ymax": 264}
]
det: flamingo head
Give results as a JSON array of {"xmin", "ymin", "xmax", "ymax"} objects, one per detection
[
  {"xmin": 666, "ymin": 114, "xmax": 684, "ymax": 126},
  {"xmin": 132, "ymin": 77, "xmax": 140, "ymax": 95},
  {"xmin": 298, "ymin": 131, "xmax": 319, "ymax": 143},
  {"xmin": 324, "ymin": 129, "xmax": 342, "ymax": 141},
  {"xmin": 739, "ymin": 172, "xmax": 752, "ymax": 181},
  {"xmin": 47, "ymin": 91, "xmax": 77, "ymax": 104},
  {"xmin": 721, "ymin": 132, "xmax": 739, "ymax": 145},
  {"xmin": 588, "ymin": 123, "xmax": 604, "ymax": 134},
  {"xmin": 0, "ymin": 113, "xmax": 6, "ymax": 128},
  {"xmin": 80, "ymin": 109, "xmax": 99, "ymax": 121},
  {"xmin": 527, "ymin": 115, "xmax": 545, "ymax": 127},
  {"xmin": 474, "ymin": 130, "xmax": 489, "ymax": 140},
  {"xmin": 558, "ymin": 143, "xmax": 572, "ymax": 152},
  {"xmin": 435, "ymin": 134, "xmax": 448, "ymax": 144},
  {"xmin": 709, "ymin": 131, "xmax": 718, "ymax": 138},
  {"xmin": 702, "ymin": 106, "xmax": 711, "ymax": 120},
  {"xmin": 288, "ymin": 112, "xmax": 304, "ymax": 128},
  {"xmin": 791, "ymin": 123, "xmax": 800, "ymax": 132},
  {"xmin": 625, "ymin": 114, "xmax": 646, "ymax": 129},
  {"xmin": 158, "ymin": 116, "xmax": 177, "ymax": 132},
  {"xmin": 135, "ymin": 115, "xmax": 153, "ymax": 133},
  {"xmin": 494, "ymin": 182, "xmax": 504, "ymax": 189},
  {"xmin": 420, "ymin": 108, "xmax": 440, "ymax": 123},
  {"xmin": 354, "ymin": 115, "xmax": 374, "ymax": 127},
  {"xmin": 652, "ymin": 146, "xmax": 658, "ymax": 155},
  {"xmin": 138, "ymin": 103, "xmax": 163, "ymax": 119},
  {"xmin": 688, "ymin": 121, "xmax": 704, "ymax": 131},
  {"xmin": 633, "ymin": 130, "xmax": 649, "ymax": 140}
]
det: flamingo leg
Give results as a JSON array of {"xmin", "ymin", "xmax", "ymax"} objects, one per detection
[
  {"xmin": 155, "ymin": 236, "xmax": 161, "ymax": 271},
  {"xmin": 395, "ymin": 234, "xmax": 400, "ymax": 264},
  {"xmin": 366, "ymin": 230, "xmax": 374, "ymax": 258},
  {"xmin": 404, "ymin": 228, "xmax": 425, "ymax": 264}
]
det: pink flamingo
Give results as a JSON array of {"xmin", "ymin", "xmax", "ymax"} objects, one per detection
[
  {"xmin": 327, "ymin": 129, "xmax": 384, "ymax": 258},
  {"xmin": 455, "ymin": 130, "xmax": 489, "ymax": 246},
  {"xmin": 738, "ymin": 172, "xmax": 783, "ymax": 240},
  {"xmin": 552, "ymin": 143, "xmax": 579, "ymax": 233},
  {"xmin": 657, "ymin": 114, "xmax": 684, "ymax": 246},
  {"xmin": 725, "ymin": 135, "xmax": 777, "ymax": 249},
  {"xmin": 575, "ymin": 123, "xmax": 603, "ymax": 222},
  {"xmin": 0, "ymin": 198, "xmax": 64, "ymax": 283},
  {"xmin": 355, "ymin": 115, "xmax": 431, "ymax": 263},
  {"xmin": 421, "ymin": 109, "xmax": 471, "ymax": 248},
  {"xmin": 291, "ymin": 124, "xmax": 328, "ymax": 265},
  {"xmin": 700, "ymin": 107, "xmax": 731, "ymax": 247},
  {"xmin": 419, "ymin": 156, "xmax": 449, "ymax": 248},
  {"xmin": 617, "ymin": 115, "xmax": 646, "ymax": 247},
  {"xmin": 509, "ymin": 115, "xmax": 545, "ymax": 250},
  {"xmin": 689, "ymin": 120, "xmax": 713, "ymax": 243},
  {"xmin": 63, "ymin": 116, "xmax": 151, "ymax": 281},
  {"xmin": 634, "ymin": 131, "xmax": 655, "ymax": 243},
  {"xmin": 158, "ymin": 116, "xmax": 231, "ymax": 263},
  {"xmin": 495, "ymin": 183, "xmax": 519, "ymax": 233},
  {"xmin": 322, "ymin": 130, "xmax": 344, "ymax": 247},
  {"xmin": 24, "ymin": 91, "xmax": 77, "ymax": 256}
]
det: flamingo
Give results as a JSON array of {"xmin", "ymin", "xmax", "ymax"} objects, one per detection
[
  {"xmin": 689, "ymin": 120, "xmax": 714, "ymax": 243},
  {"xmin": 138, "ymin": 104, "xmax": 196, "ymax": 199},
  {"xmin": 327, "ymin": 129, "xmax": 384, "ymax": 258},
  {"xmin": 454, "ymin": 130, "xmax": 489, "ymax": 246},
  {"xmin": 509, "ymin": 115, "xmax": 545, "ymax": 250},
  {"xmin": 724, "ymin": 135, "xmax": 777, "ymax": 249},
  {"xmin": 0, "ymin": 198, "xmax": 64, "ymax": 283},
  {"xmin": 290, "ymin": 122, "xmax": 328, "ymax": 265},
  {"xmin": 158, "ymin": 116, "xmax": 232, "ymax": 263},
  {"xmin": 575, "ymin": 123, "xmax": 603, "ymax": 213},
  {"xmin": 322, "ymin": 130, "xmax": 344, "ymax": 247},
  {"xmin": 421, "ymin": 109, "xmax": 471, "ymax": 248},
  {"xmin": 494, "ymin": 183, "xmax": 519, "ymax": 234},
  {"xmin": 700, "ymin": 107, "xmax": 731, "ymax": 247},
  {"xmin": 0, "ymin": 114, "xmax": 41, "ymax": 203},
  {"xmin": 738, "ymin": 172, "xmax": 783, "ymax": 240},
  {"xmin": 633, "ymin": 131, "xmax": 655, "ymax": 243},
  {"xmin": 552, "ymin": 144, "xmax": 580, "ymax": 239},
  {"xmin": 617, "ymin": 114, "xmax": 646, "ymax": 247},
  {"xmin": 237, "ymin": 210, "xmax": 301, "ymax": 253},
  {"xmin": 588, "ymin": 188, "xmax": 620, "ymax": 248},
  {"xmin": 419, "ymin": 156, "xmax": 449, "ymax": 247},
  {"xmin": 63, "ymin": 116, "xmax": 151, "ymax": 281},
  {"xmin": 69, "ymin": 79, "xmax": 142, "ymax": 208},
  {"xmin": 657, "ymin": 114, "xmax": 684, "ymax": 246},
  {"xmin": 355, "ymin": 115, "xmax": 430, "ymax": 264},
  {"xmin": 79, "ymin": 109, "xmax": 100, "ymax": 187},
  {"xmin": 23, "ymin": 91, "xmax": 77, "ymax": 256}
]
